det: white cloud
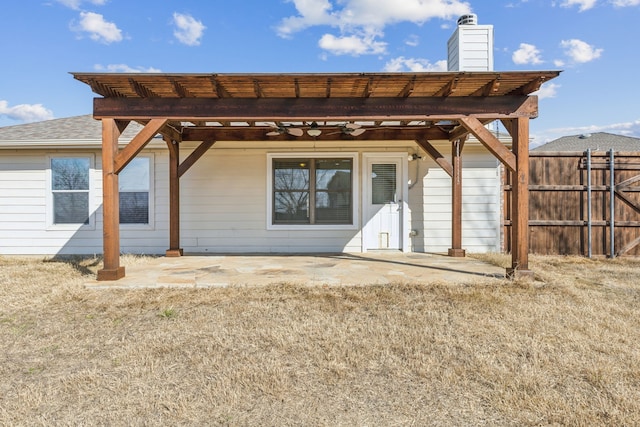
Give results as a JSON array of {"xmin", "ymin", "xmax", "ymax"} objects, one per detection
[
  {"xmin": 318, "ymin": 33, "xmax": 387, "ymax": 55},
  {"xmin": 0, "ymin": 100, "xmax": 54, "ymax": 123},
  {"xmin": 560, "ymin": 39, "xmax": 603, "ymax": 63},
  {"xmin": 532, "ymin": 82, "xmax": 560, "ymax": 100},
  {"xmin": 277, "ymin": 0, "xmax": 471, "ymax": 56},
  {"xmin": 405, "ymin": 35, "xmax": 420, "ymax": 47},
  {"xmin": 611, "ymin": 0, "xmax": 640, "ymax": 6},
  {"xmin": 94, "ymin": 64, "xmax": 162, "ymax": 73},
  {"xmin": 512, "ymin": 43, "xmax": 543, "ymax": 65},
  {"xmin": 560, "ymin": 0, "xmax": 597, "ymax": 11},
  {"xmin": 172, "ymin": 12, "xmax": 206, "ymax": 46},
  {"xmin": 74, "ymin": 11, "xmax": 122, "ymax": 43},
  {"xmin": 57, "ymin": 0, "xmax": 107, "ymax": 10},
  {"xmin": 383, "ymin": 56, "xmax": 447, "ymax": 72}
]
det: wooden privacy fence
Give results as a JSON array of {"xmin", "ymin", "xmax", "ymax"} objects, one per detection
[{"xmin": 503, "ymin": 150, "xmax": 640, "ymax": 256}]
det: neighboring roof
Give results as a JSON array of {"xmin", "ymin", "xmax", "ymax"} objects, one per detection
[
  {"xmin": 0, "ymin": 115, "xmax": 99, "ymax": 141},
  {"xmin": 0, "ymin": 115, "xmax": 143, "ymax": 147},
  {"xmin": 533, "ymin": 132, "xmax": 640, "ymax": 152},
  {"xmin": 72, "ymin": 71, "xmax": 560, "ymax": 99}
]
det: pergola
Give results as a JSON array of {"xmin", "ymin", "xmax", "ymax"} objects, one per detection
[{"xmin": 72, "ymin": 70, "xmax": 560, "ymax": 280}]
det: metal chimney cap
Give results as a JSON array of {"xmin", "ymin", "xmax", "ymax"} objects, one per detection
[{"xmin": 457, "ymin": 14, "xmax": 478, "ymax": 25}]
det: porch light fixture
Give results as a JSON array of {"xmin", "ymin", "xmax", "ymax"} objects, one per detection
[{"xmin": 307, "ymin": 122, "xmax": 322, "ymax": 137}]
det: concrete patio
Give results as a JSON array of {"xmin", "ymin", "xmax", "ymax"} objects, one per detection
[{"xmin": 85, "ymin": 252, "xmax": 505, "ymax": 289}]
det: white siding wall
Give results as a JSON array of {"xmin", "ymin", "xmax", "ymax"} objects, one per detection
[
  {"xmin": 447, "ymin": 25, "xmax": 494, "ymax": 72},
  {"xmin": 0, "ymin": 143, "xmax": 503, "ymax": 255},
  {"xmin": 0, "ymin": 149, "xmax": 169, "ymax": 255},
  {"xmin": 408, "ymin": 150, "xmax": 501, "ymax": 253},
  {"xmin": 180, "ymin": 148, "xmax": 362, "ymax": 253}
]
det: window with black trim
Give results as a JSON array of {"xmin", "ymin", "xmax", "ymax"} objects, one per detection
[{"xmin": 273, "ymin": 158, "xmax": 352, "ymax": 225}]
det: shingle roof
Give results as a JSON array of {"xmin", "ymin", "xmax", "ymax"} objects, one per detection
[
  {"xmin": 533, "ymin": 132, "xmax": 640, "ymax": 152},
  {"xmin": 0, "ymin": 115, "xmax": 142, "ymax": 143}
]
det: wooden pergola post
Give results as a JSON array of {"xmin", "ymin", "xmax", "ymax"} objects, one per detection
[
  {"xmin": 165, "ymin": 137, "xmax": 183, "ymax": 257},
  {"xmin": 448, "ymin": 138, "xmax": 466, "ymax": 257},
  {"xmin": 97, "ymin": 118, "xmax": 125, "ymax": 280},
  {"xmin": 507, "ymin": 117, "xmax": 533, "ymax": 278}
]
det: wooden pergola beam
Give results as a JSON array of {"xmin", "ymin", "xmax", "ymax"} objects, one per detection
[
  {"xmin": 182, "ymin": 126, "xmax": 450, "ymax": 142},
  {"xmin": 93, "ymin": 96, "xmax": 538, "ymax": 121}
]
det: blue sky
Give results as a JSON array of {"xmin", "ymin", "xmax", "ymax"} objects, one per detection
[{"xmin": 0, "ymin": 0, "xmax": 638, "ymax": 146}]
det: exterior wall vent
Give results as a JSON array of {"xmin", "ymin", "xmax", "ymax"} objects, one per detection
[{"xmin": 457, "ymin": 14, "xmax": 477, "ymax": 26}]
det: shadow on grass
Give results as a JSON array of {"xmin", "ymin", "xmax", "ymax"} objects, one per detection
[{"xmin": 45, "ymin": 255, "xmax": 103, "ymax": 277}]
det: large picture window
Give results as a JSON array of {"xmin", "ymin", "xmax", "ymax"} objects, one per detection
[
  {"xmin": 119, "ymin": 157, "xmax": 150, "ymax": 224},
  {"xmin": 51, "ymin": 157, "xmax": 90, "ymax": 225},
  {"xmin": 273, "ymin": 158, "xmax": 352, "ymax": 225}
]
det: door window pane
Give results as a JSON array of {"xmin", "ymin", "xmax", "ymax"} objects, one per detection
[{"xmin": 372, "ymin": 164, "xmax": 396, "ymax": 204}]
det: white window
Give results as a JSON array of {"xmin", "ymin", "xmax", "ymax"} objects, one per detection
[
  {"xmin": 267, "ymin": 153, "xmax": 359, "ymax": 230},
  {"xmin": 50, "ymin": 157, "xmax": 92, "ymax": 226},
  {"xmin": 119, "ymin": 155, "xmax": 153, "ymax": 226}
]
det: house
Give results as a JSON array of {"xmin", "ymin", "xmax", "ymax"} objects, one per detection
[
  {"xmin": 0, "ymin": 15, "xmax": 560, "ymax": 279},
  {"xmin": 0, "ymin": 114, "xmax": 508, "ymax": 256}
]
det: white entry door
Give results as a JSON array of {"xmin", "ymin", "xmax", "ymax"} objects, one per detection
[{"xmin": 363, "ymin": 157, "xmax": 403, "ymax": 250}]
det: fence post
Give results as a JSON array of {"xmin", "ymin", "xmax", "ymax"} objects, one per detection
[
  {"xmin": 609, "ymin": 149, "xmax": 615, "ymax": 258},
  {"xmin": 586, "ymin": 149, "xmax": 592, "ymax": 258}
]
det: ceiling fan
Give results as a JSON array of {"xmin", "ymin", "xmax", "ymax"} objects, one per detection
[
  {"xmin": 342, "ymin": 123, "xmax": 366, "ymax": 136},
  {"xmin": 326, "ymin": 122, "xmax": 366, "ymax": 136},
  {"xmin": 266, "ymin": 123, "xmax": 304, "ymax": 137}
]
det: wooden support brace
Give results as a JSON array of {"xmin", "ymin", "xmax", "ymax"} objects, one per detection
[
  {"xmin": 460, "ymin": 117, "xmax": 516, "ymax": 172},
  {"xmin": 415, "ymin": 138, "xmax": 453, "ymax": 177},
  {"xmin": 114, "ymin": 118, "xmax": 168, "ymax": 174}
]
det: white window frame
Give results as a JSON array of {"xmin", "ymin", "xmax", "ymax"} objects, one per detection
[
  {"xmin": 266, "ymin": 152, "xmax": 359, "ymax": 231},
  {"xmin": 46, "ymin": 154, "xmax": 95, "ymax": 230},
  {"xmin": 119, "ymin": 153, "xmax": 155, "ymax": 230}
]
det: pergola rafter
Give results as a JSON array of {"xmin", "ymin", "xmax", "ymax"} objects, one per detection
[{"xmin": 73, "ymin": 71, "xmax": 561, "ymax": 281}]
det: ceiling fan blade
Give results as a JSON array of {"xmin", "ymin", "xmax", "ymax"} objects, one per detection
[
  {"xmin": 287, "ymin": 128, "xmax": 304, "ymax": 137},
  {"xmin": 345, "ymin": 123, "xmax": 361, "ymax": 129},
  {"xmin": 266, "ymin": 131, "xmax": 281, "ymax": 136},
  {"xmin": 350, "ymin": 128, "xmax": 366, "ymax": 136}
]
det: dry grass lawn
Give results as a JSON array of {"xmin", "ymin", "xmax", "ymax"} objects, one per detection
[{"xmin": 1, "ymin": 254, "xmax": 639, "ymax": 426}]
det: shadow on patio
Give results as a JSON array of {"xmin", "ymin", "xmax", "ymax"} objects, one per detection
[{"xmin": 85, "ymin": 252, "xmax": 505, "ymax": 289}]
